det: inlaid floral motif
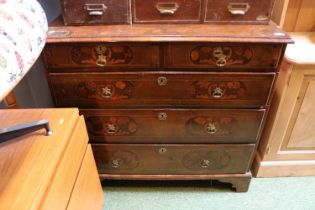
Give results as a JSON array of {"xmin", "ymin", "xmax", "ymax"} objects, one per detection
[
  {"xmin": 76, "ymin": 81, "xmax": 134, "ymax": 100},
  {"xmin": 71, "ymin": 45, "xmax": 133, "ymax": 65},
  {"xmin": 192, "ymin": 81, "xmax": 246, "ymax": 99},
  {"xmin": 94, "ymin": 149, "xmax": 139, "ymax": 170},
  {"xmin": 186, "ymin": 116, "xmax": 237, "ymax": 136},
  {"xmin": 86, "ymin": 116, "xmax": 138, "ymax": 136},
  {"xmin": 190, "ymin": 46, "xmax": 253, "ymax": 66},
  {"xmin": 182, "ymin": 150, "xmax": 231, "ymax": 170}
]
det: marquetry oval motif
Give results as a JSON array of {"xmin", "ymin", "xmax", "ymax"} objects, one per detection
[
  {"xmin": 70, "ymin": 45, "xmax": 133, "ymax": 65},
  {"xmin": 94, "ymin": 150, "xmax": 139, "ymax": 170},
  {"xmin": 76, "ymin": 81, "xmax": 134, "ymax": 100},
  {"xmin": 182, "ymin": 150, "xmax": 231, "ymax": 170},
  {"xmin": 186, "ymin": 116, "xmax": 238, "ymax": 136},
  {"xmin": 192, "ymin": 81, "xmax": 247, "ymax": 100},
  {"xmin": 190, "ymin": 46, "xmax": 253, "ymax": 66},
  {"xmin": 85, "ymin": 116, "xmax": 138, "ymax": 136}
]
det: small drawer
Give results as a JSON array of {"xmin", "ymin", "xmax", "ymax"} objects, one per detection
[
  {"xmin": 133, "ymin": 0, "xmax": 202, "ymax": 23},
  {"xmin": 44, "ymin": 43, "xmax": 159, "ymax": 69},
  {"xmin": 49, "ymin": 72, "xmax": 275, "ymax": 108},
  {"xmin": 164, "ymin": 43, "xmax": 282, "ymax": 70},
  {"xmin": 205, "ymin": 0, "xmax": 275, "ymax": 24},
  {"xmin": 61, "ymin": 0, "xmax": 131, "ymax": 25},
  {"xmin": 81, "ymin": 109, "xmax": 265, "ymax": 144},
  {"xmin": 92, "ymin": 144, "xmax": 255, "ymax": 175}
]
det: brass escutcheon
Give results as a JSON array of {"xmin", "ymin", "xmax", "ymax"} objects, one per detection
[
  {"xmin": 159, "ymin": 147, "xmax": 167, "ymax": 154},
  {"xmin": 158, "ymin": 112, "xmax": 168, "ymax": 121},
  {"xmin": 157, "ymin": 76, "xmax": 167, "ymax": 86}
]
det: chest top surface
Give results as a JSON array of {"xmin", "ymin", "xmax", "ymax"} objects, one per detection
[{"xmin": 47, "ymin": 18, "xmax": 293, "ymax": 44}]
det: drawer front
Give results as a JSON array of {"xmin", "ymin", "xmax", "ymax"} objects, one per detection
[
  {"xmin": 164, "ymin": 43, "xmax": 282, "ymax": 70},
  {"xmin": 92, "ymin": 144, "xmax": 255, "ymax": 174},
  {"xmin": 81, "ymin": 109, "xmax": 265, "ymax": 144},
  {"xmin": 205, "ymin": 0, "xmax": 275, "ymax": 24},
  {"xmin": 49, "ymin": 72, "xmax": 274, "ymax": 108},
  {"xmin": 133, "ymin": 0, "xmax": 202, "ymax": 23},
  {"xmin": 61, "ymin": 0, "xmax": 131, "ymax": 25},
  {"xmin": 44, "ymin": 43, "xmax": 159, "ymax": 69}
]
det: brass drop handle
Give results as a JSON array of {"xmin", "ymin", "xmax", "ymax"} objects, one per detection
[
  {"xmin": 213, "ymin": 47, "xmax": 227, "ymax": 67},
  {"xmin": 200, "ymin": 159, "xmax": 212, "ymax": 168},
  {"xmin": 158, "ymin": 112, "xmax": 167, "ymax": 121},
  {"xmin": 212, "ymin": 87, "xmax": 224, "ymax": 98},
  {"xmin": 96, "ymin": 55, "xmax": 107, "ymax": 66},
  {"xmin": 206, "ymin": 123, "xmax": 217, "ymax": 134},
  {"xmin": 111, "ymin": 159, "xmax": 121, "ymax": 168},
  {"xmin": 85, "ymin": 3, "xmax": 107, "ymax": 16},
  {"xmin": 106, "ymin": 123, "xmax": 117, "ymax": 134},
  {"xmin": 95, "ymin": 45, "xmax": 107, "ymax": 66},
  {"xmin": 228, "ymin": 3, "xmax": 250, "ymax": 15},
  {"xmin": 101, "ymin": 86, "xmax": 112, "ymax": 98},
  {"xmin": 157, "ymin": 76, "xmax": 167, "ymax": 86},
  {"xmin": 156, "ymin": 2, "xmax": 179, "ymax": 15}
]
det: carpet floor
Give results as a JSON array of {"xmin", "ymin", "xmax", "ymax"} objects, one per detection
[{"xmin": 102, "ymin": 177, "xmax": 315, "ymax": 210}]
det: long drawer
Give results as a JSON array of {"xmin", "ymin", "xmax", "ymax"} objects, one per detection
[
  {"xmin": 49, "ymin": 72, "xmax": 275, "ymax": 108},
  {"xmin": 205, "ymin": 0, "xmax": 275, "ymax": 24},
  {"xmin": 81, "ymin": 109, "xmax": 265, "ymax": 144},
  {"xmin": 164, "ymin": 43, "xmax": 282, "ymax": 70},
  {"xmin": 44, "ymin": 43, "xmax": 159, "ymax": 69},
  {"xmin": 92, "ymin": 144, "xmax": 255, "ymax": 174}
]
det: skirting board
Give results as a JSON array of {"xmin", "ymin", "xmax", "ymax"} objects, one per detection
[{"xmin": 252, "ymin": 153, "xmax": 315, "ymax": 177}]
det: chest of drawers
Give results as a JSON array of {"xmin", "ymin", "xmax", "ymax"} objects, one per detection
[{"xmin": 44, "ymin": 21, "xmax": 291, "ymax": 192}]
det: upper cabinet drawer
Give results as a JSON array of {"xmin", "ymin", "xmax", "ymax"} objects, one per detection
[
  {"xmin": 205, "ymin": 0, "xmax": 275, "ymax": 24},
  {"xmin": 133, "ymin": 0, "xmax": 202, "ymax": 23},
  {"xmin": 61, "ymin": 0, "xmax": 131, "ymax": 25},
  {"xmin": 164, "ymin": 43, "xmax": 282, "ymax": 70},
  {"xmin": 44, "ymin": 43, "xmax": 159, "ymax": 69}
]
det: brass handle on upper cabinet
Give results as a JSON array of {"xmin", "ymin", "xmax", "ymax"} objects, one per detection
[
  {"xmin": 85, "ymin": 3, "xmax": 107, "ymax": 16},
  {"xmin": 200, "ymin": 159, "xmax": 212, "ymax": 168},
  {"xmin": 156, "ymin": 2, "xmax": 179, "ymax": 15},
  {"xmin": 228, "ymin": 3, "xmax": 250, "ymax": 15},
  {"xmin": 101, "ymin": 86, "xmax": 112, "ymax": 98},
  {"xmin": 206, "ymin": 123, "xmax": 216, "ymax": 134},
  {"xmin": 212, "ymin": 87, "xmax": 224, "ymax": 98}
]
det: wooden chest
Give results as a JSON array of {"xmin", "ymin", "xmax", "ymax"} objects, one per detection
[
  {"xmin": 60, "ymin": 0, "xmax": 276, "ymax": 25},
  {"xmin": 44, "ymin": 21, "xmax": 291, "ymax": 192}
]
